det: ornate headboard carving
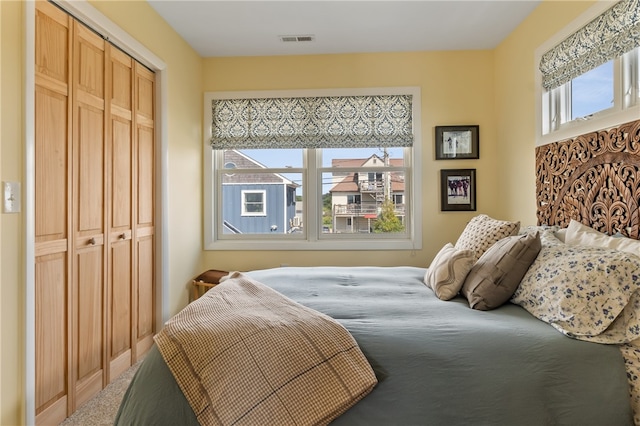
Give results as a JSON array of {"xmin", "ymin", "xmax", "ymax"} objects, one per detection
[{"xmin": 535, "ymin": 119, "xmax": 640, "ymax": 239}]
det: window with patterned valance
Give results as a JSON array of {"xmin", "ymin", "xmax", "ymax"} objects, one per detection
[
  {"xmin": 210, "ymin": 94, "xmax": 414, "ymax": 150},
  {"xmin": 203, "ymin": 88, "xmax": 423, "ymax": 251},
  {"xmin": 539, "ymin": 0, "xmax": 640, "ymax": 91}
]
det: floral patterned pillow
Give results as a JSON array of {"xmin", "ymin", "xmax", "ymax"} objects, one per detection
[{"xmin": 511, "ymin": 230, "xmax": 640, "ymax": 344}]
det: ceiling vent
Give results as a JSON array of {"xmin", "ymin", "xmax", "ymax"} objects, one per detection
[{"xmin": 280, "ymin": 35, "xmax": 315, "ymax": 43}]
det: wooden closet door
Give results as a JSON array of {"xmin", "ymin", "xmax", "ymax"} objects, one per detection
[
  {"xmin": 34, "ymin": 3, "xmax": 156, "ymax": 423},
  {"xmin": 107, "ymin": 47, "xmax": 135, "ymax": 381},
  {"xmin": 134, "ymin": 63, "xmax": 155, "ymax": 358},
  {"xmin": 34, "ymin": 3, "xmax": 72, "ymax": 424},
  {"xmin": 71, "ymin": 20, "xmax": 106, "ymax": 409}
]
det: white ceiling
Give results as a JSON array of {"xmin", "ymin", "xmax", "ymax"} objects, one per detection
[{"xmin": 146, "ymin": 1, "xmax": 542, "ymax": 58}]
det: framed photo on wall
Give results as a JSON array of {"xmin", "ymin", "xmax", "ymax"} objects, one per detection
[
  {"xmin": 440, "ymin": 169, "xmax": 476, "ymax": 211},
  {"xmin": 435, "ymin": 125, "xmax": 479, "ymax": 159}
]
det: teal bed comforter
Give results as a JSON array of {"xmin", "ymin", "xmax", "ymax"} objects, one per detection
[{"xmin": 115, "ymin": 266, "xmax": 633, "ymax": 425}]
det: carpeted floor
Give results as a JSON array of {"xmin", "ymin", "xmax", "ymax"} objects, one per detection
[{"xmin": 59, "ymin": 360, "xmax": 141, "ymax": 426}]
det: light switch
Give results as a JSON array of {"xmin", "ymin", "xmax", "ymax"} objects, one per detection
[{"xmin": 3, "ymin": 181, "xmax": 20, "ymax": 213}]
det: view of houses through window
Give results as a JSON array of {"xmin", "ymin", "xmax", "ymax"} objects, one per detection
[{"xmin": 218, "ymin": 147, "xmax": 407, "ymax": 236}]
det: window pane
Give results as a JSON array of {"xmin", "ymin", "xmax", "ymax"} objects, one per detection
[
  {"xmin": 323, "ymin": 169, "xmax": 406, "ymax": 235},
  {"xmin": 322, "ymin": 147, "xmax": 403, "ymax": 168},
  {"xmin": 222, "ymin": 172, "xmax": 302, "ymax": 235},
  {"xmin": 234, "ymin": 148, "xmax": 303, "ymax": 168},
  {"xmin": 571, "ymin": 61, "xmax": 613, "ymax": 120},
  {"xmin": 322, "ymin": 147, "xmax": 406, "ymax": 235}
]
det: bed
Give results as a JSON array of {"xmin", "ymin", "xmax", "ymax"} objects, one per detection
[{"xmin": 115, "ymin": 119, "xmax": 640, "ymax": 426}]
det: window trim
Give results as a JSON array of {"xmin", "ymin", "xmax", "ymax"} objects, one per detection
[
  {"xmin": 535, "ymin": 0, "xmax": 640, "ymax": 147},
  {"xmin": 203, "ymin": 87, "xmax": 422, "ymax": 251}
]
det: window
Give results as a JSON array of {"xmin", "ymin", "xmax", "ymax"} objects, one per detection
[
  {"xmin": 570, "ymin": 60, "xmax": 614, "ymax": 120},
  {"xmin": 241, "ymin": 190, "xmax": 266, "ymax": 216},
  {"xmin": 538, "ymin": 0, "xmax": 640, "ymax": 144},
  {"xmin": 204, "ymin": 88, "xmax": 422, "ymax": 250},
  {"xmin": 347, "ymin": 195, "xmax": 361, "ymax": 204}
]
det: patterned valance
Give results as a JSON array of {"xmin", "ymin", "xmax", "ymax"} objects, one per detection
[
  {"xmin": 539, "ymin": 0, "xmax": 640, "ymax": 91},
  {"xmin": 210, "ymin": 94, "xmax": 413, "ymax": 149}
]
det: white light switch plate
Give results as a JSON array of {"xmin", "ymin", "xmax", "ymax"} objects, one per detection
[{"xmin": 3, "ymin": 181, "xmax": 21, "ymax": 213}]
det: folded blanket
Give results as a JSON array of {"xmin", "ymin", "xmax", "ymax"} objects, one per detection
[{"xmin": 154, "ymin": 272, "xmax": 377, "ymax": 426}]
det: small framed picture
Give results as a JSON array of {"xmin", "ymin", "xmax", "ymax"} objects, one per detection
[
  {"xmin": 435, "ymin": 125, "xmax": 479, "ymax": 160},
  {"xmin": 440, "ymin": 169, "xmax": 476, "ymax": 211}
]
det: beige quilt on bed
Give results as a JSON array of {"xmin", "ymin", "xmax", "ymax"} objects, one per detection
[{"xmin": 154, "ymin": 271, "xmax": 377, "ymax": 426}]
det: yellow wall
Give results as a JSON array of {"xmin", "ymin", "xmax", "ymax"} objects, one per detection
[
  {"xmin": 494, "ymin": 0, "xmax": 595, "ymax": 222},
  {"xmin": 202, "ymin": 51, "xmax": 501, "ymax": 271},
  {"xmin": 0, "ymin": 0, "xmax": 598, "ymax": 424},
  {"xmin": 1, "ymin": 1, "xmax": 25, "ymax": 423}
]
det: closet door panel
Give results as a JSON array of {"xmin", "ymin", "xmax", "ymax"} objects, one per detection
[
  {"xmin": 134, "ymin": 64, "xmax": 155, "ymax": 357},
  {"xmin": 111, "ymin": 48, "xmax": 133, "ymax": 114},
  {"xmin": 136, "ymin": 234, "xmax": 154, "ymax": 355},
  {"xmin": 75, "ymin": 24, "xmax": 104, "ymax": 101},
  {"xmin": 111, "ymin": 119, "xmax": 132, "ymax": 228},
  {"xmin": 73, "ymin": 245, "xmax": 104, "ymax": 409},
  {"xmin": 35, "ymin": 2, "xmax": 69, "ymax": 87},
  {"xmin": 137, "ymin": 126, "xmax": 154, "ymax": 226},
  {"xmin": 110, "ymin": 241, "xmax": 131, "ymax": 359},
  {"xmin": 76, "ymin": 106, "xmax": 104, "ymax": 233},
  {"xmin": 35, "ymin": 254, "xmax": 68, "ymax": 412},
  {"xmin": 108, "ymin": 47, "xmax": 134, "ymax": 377},
  {"xmin": 72, "ymin": 20, "xmax": 106, "ymax": 409},
  {"xmin": 75, "ymin": 247, "xmax": 104, "ymax": 380},
  {"xmin": 35, "ymin": 88, "xmax": 68, "ymax": 241},
  {"xmin": 34, "ymin": 3, "xmax": 72, "ymax": 424}
]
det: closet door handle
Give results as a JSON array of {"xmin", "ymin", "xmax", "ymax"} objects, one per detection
[
  {"xmin": 119, "ymin": 233, "xmax": 126, "ymax": 240},
  {"xmin": 88, "ymin": 237, "xmax": 96, "ymax": 245}
]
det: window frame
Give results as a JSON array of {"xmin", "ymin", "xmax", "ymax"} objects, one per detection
[
  {"xmin": 203, "ymin": 87, "xmax": 423, "ymax": 251},
  {"xmin": 536, "ymin": 1, "xmax": 640, "ymax": 147}
]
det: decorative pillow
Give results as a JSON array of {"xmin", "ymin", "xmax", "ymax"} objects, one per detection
[
  {"xmin": 461, "ymin": 232, "xmax": 541, "ymax": 310},
  {"xmin": 518, "ymin": 224, "xmax": 560, "ymax": 235},
  {"xmin": 455, "ymin": 214, "xmax": 520, "ymax": 261},
  {"xmin": 424, "ymin": 243, "xmax": 475, "ymax": 301},
  {"xmin": 565, "ymin": 219, "xmax": 640, "ymax": 257},
  {"xmin": 519, "ymin": 224, "xmax": 565, "ymax": 242},
  {"xmin": 511, "ymin": 230, "xmax": 640, "ymax": 344}
]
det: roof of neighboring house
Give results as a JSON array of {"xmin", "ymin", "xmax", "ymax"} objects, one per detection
[
  {"xmin": 222, "ymin": 150, "xmax": 298, "ymax": 187},
  {"xmin": 329, "ymin": 155, "xmax": 405, "ymax": 194},
  {"xmin": 331, "ymin": 156, "xmax": 403, "ymax": 168}
]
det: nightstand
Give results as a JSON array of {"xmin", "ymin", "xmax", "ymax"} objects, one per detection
[{"xmin": 191, "ymin": 269, "xmax": 229, "ymax": 301}]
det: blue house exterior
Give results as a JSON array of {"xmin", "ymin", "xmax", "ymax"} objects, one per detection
[{"xmin": 222, "ymin": 150, "xmax": 298, "ymax": 234}]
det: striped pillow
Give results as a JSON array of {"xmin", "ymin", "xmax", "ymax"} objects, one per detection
[{"xmin": 424, "ymin": 243, "xmax": 475, "ymax": 300}]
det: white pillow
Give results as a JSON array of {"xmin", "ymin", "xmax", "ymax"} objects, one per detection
[
  {"xmin": 424, "ymin": 243, "xmax": 475, "ymax": 301},
  {"xmin": 565, "ymin": 219, "xmax": 640, "ymax": 257},
  {"xmin": 554, "ymin": 228, "xmax": 567, "ymax": 243}
]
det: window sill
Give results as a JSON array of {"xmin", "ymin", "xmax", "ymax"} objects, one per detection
[{"xmin": 204, "ymin": 237, "xmax": 422, "ymax": 251}]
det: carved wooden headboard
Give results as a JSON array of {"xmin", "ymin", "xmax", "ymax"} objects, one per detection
[{"xmin": 535, "ymin": 119, "xmax": 640, "ymax": 239}]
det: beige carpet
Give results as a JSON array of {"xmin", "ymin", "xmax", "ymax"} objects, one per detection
[{"xmin": 59, "ymin": 360, "xmax": 141, "ymax": 426}]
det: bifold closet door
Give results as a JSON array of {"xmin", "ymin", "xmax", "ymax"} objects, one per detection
[
  {"xmin": 134, "ymin": 63, "xmax": 156, "ymax": 358},
  {"xmin": 107, "ymin": 47, "xmax": 135, "ymax": 382},
  {"xmin": 34, "ymin": 1, "xmax": 156, "ymax": 423},
  {"xmin": 34, "ymin": 3, "xmax": 72, "ymax": 424},
  {"xmin": 70, "ymin": 19, "xmax": 107, "ymax": 410}
]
